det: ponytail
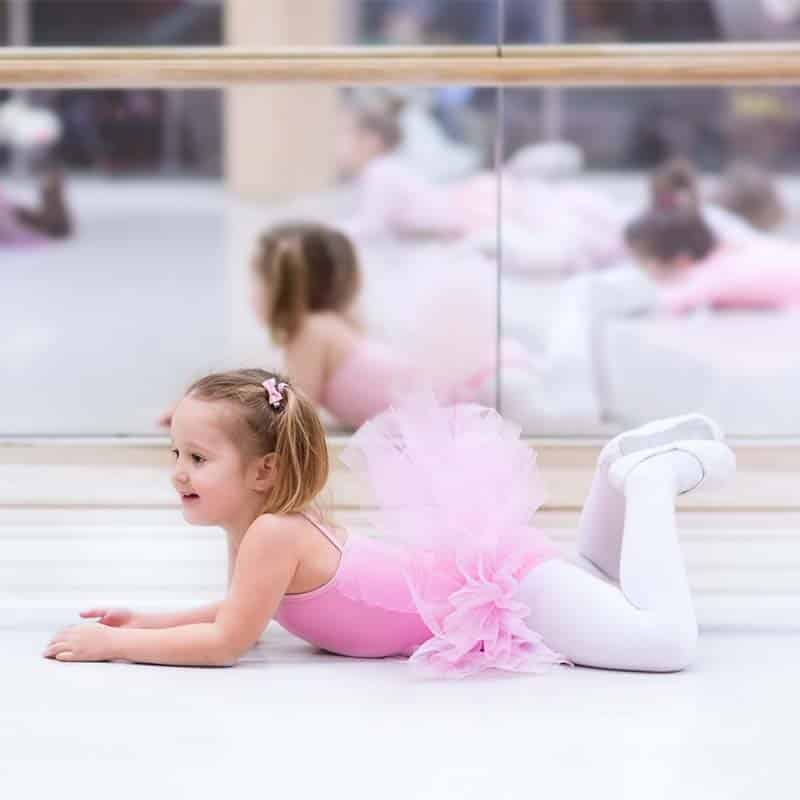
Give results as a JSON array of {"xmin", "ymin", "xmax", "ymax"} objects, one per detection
[
  {"xmin": 254, "ymin": 223, "xmax": 362, "ymax": 345},
  {"xmin": 264, "ymin": 236, "xmax": 308, "ymax": 344},
  {"xmin": 267, "ymin": 385, "xmax": 329, "ymax": 514}
]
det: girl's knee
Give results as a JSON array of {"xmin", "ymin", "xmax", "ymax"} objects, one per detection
[{"xmin": 651, "ymin": 620, "xmax": 699, "ymax": 672}]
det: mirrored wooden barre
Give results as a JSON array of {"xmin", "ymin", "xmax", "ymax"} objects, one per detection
[{"xmin": 1, "ymin": 43, "xmax": 800, "ymax": 87}]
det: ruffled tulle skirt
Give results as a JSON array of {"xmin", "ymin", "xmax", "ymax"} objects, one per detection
[{"xmin": 340, "ymin": 392, "xmax": 568, "ymax": 678}]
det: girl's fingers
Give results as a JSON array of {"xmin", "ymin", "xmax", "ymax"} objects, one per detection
[
  {"xmin": 54, "ymin": 651, "xmax": 75, "ymax": 661},
  {"xmin": 80, "ymin": 610, "xmax": 103, "ymax": 618}
]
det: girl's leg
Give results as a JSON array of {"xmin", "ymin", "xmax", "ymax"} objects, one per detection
[
  {"xmin": 574, "ymin": 414, "xmax": 723, "ymax": 583},
  {"xmin": 520, "ymin": 443, "xmax": 733, "ymax": 672},
  {"xmin": 572, "ymin": 462, "xmax": 625, "ymax": 582}
]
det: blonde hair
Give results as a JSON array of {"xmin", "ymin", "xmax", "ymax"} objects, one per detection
[
  {"xmin": 254, "ymin": 223, "xmax": 361, "ymax": 344},
  {"xmin": 186, "ymin": 369, "xmax": 329, "ymax": 515}
]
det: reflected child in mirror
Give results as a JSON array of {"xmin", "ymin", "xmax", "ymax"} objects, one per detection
[
  {"xmin": 627, "ymin": 162, "xmax": 800, "ymax": 314},
  {"xmin": 251, "ymin": 222, "xmax": 533, "ymax": 429}
]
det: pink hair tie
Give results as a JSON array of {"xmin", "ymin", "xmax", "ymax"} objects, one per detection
[{"xmin": 262, "ymin": 378, "xmax": 288, "ymax": 410}]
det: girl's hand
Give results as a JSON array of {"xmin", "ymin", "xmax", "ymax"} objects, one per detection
[
  {"xmin": 43, "ymin": 623, "xmax": 118, "ymax": 662},
  {"xmin": 157, "ymin": 407, "xmax": 174, "ymax": 429},
  {"xmin": 79, "ymin": 607, "xmax": 135, "ymax": 627}
]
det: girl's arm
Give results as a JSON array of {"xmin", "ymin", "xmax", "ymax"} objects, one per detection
[
  {"xmin": 660, "ymin": 267, "xmax": 723, "ymax": 314},
  {"xmin": 133, "ymin": 603, "xmax": 222, "ymax": 629},
  {"xmin": 46, "ymin": 516, "xmax": 299, "ymax": 666},
  {"xmin": 80, "ymin": 603, "xmax": 221, "ymax": 629}
]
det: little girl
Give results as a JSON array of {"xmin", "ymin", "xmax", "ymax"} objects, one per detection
[
  {"xmin": 251, "ymin": 222, "xmax": 531, "ymax": 429},
  {"xmin": 45, "ymin": 368, "xmax": 735, "ymax": 676}
]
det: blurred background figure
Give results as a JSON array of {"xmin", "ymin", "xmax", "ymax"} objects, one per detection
[
  {"xmin": 0, "ymin": 96, "xmax": 72, "ymax": 243},
  {"xmin": 0, "ymin": 168, "xmax": 71, "ymax": 243},
  {"xmin": 710, "ymin": 161, "xmax": 787, "ymax": 232}
]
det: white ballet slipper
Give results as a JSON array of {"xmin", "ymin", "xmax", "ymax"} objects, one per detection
[
  {"xmin": 599, "ymin": 413, "xmax": 724, "ymax": 470},
  {"xmin": 608, "ymin": 440, "xmax": 736, "ymax": 496}
]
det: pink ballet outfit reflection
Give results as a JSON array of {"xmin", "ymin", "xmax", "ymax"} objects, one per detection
[
  {"xmin": 319, "ymin": 340, "xmax": 412, "ymax": 429},
  {"xmin": 319, "ymin": 338, "xmax": 535, "ymax": 429},
  {"xmin": 661, "ymin": 242, "xmax": 800, "ymax": 313},
  {"xmin": 342, "ymin": 155, "xmax": 469, "ymax": 240},
  {"xmin": 342, "ymin": 155, "xmax": 624, "ymax": 271},
  {"xmin": 275, "ymin": 396, "xmax": 564, "ymax": 678}
]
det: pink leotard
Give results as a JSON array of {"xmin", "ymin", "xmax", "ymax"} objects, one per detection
[
  {"xmin": 318, "ymin": 339, "xmax": 412, "ymax": 429},
  {"xmin": 274, "ymin": 513, "xmax": 432, "ymax": 658},
  {"xmin": 319, "ymin": 338, "xmax": 535, "ymax": 429}
]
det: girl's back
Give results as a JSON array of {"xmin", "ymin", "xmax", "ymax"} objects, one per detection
[
  {"xmin": 274, "ymin": 512, "xmax": 432, "ymax": 658},
  {"xmin": 285, "ymin": 311, "xmax": 411, "ymax": 428}
]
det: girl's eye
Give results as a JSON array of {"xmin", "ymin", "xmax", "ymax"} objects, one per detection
[
  {"xmin": 192, "ymin": 454, "xmax": 205, "ymax": 464},
  {"xmin": 171, "ymin": 449, "xmax": 179, "ymax": 458}
]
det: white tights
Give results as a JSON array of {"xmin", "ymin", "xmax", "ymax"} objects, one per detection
[{"xmin": 518, "ymin": 453, "xmax": 699, "ymax": 672}]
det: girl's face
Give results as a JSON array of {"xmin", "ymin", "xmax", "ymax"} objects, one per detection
[{"xmin": 170, "ymin": 396, "xmax": 270, "ymax": 528}]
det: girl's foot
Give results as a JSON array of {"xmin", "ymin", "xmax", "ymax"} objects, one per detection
[
  {"xmin": 608, "ymin": 440, "xmax": 736, "ymax": 496},
  {"xmin": 599, "ymin": 413, "xmax": 724, "ymax": 470}
]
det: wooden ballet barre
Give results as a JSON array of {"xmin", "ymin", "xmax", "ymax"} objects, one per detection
[{"xmin": 1, "ymin": 43, "xmax": 800, "ymax": 87}]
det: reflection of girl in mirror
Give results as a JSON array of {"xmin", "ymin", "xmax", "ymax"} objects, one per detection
[
  {"xmin": 338, "ymin": 97, "xmax": 625, "ymax": 274},
  {"xmin": 648, "ymin": 157, "xmax": 783, "ymax": 246},
  {"xmin": 338, "ymin": 97, "xmax": 483, "ymax": 240},
  {"xmin": 252, "ymin": 222, "xmax": 530, "ymax": 429},
  {"xmin": 46, "ymin": 368, "xmax": 735, "ymax": 678},
  {"xmin": 627, "ymin": 162, "xmax": 800, "ymax": 314},
  {"xmin": 253, "ymin": 222, "xmax": 409, "ymax": 429}
]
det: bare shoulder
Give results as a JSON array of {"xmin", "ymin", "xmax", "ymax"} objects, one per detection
[
  {"xmin": 286, "ymin": 313, "xmax": 344, "ymax": 360},
  {"xmin": 239, "ymin": 514, "xmax": 305, "ymax": 560},
  {"xmin": 289, "ymin": 313, "xmax": 360, "ymax": 373}
]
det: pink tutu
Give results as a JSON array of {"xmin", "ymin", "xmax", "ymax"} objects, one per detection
[{"xmin": 340, "ymin": 392, "xmax": 566, "ymax": 678}]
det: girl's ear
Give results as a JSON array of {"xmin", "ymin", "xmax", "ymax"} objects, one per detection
[
  {"xmin": 249, "ymin": 452, "xmax": 277, "ymax": 493},
  {"xmin": 674, "ymin": 252, "xmax": 695, "ymax": 270}
]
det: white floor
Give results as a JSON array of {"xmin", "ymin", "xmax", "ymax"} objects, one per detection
[{"xmin": 1, "ymin": 625, "xmax": 796, "ymax": 799}]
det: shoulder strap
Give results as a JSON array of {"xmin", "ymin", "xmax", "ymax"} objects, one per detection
[{"xmin": 299, "ymin": 511, "xmax": 344, "ymax": 553}]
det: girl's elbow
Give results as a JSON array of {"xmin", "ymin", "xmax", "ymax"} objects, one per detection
[{"xmin": 214, "ymin": 633, "xmax": 256, "ymax": 667}]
